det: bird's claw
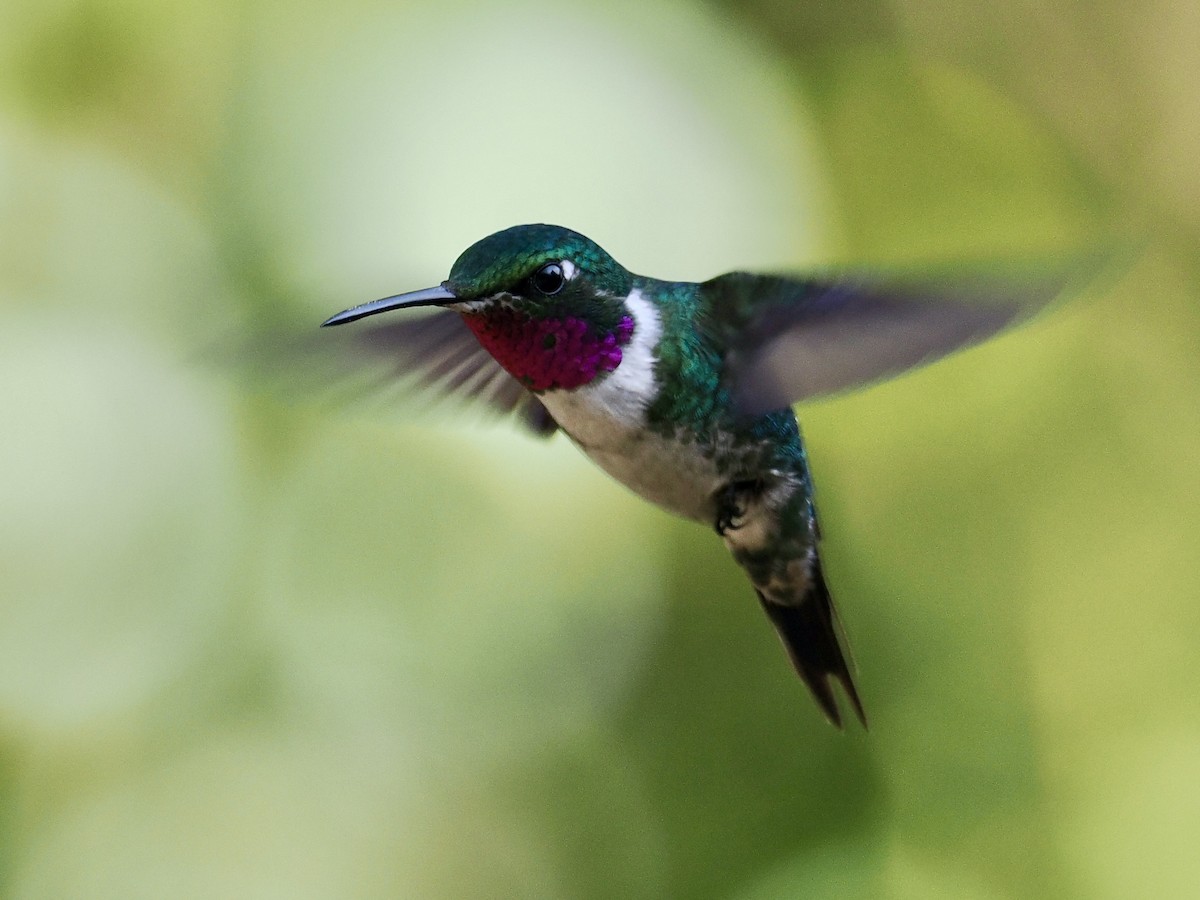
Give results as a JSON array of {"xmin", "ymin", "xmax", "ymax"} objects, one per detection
[
  {"xmin": 716, "ymin": 506, "xmax": 745, "ymax": 535},
  {"xmin": 714, "ymin": 479, "xmax": 761, "ymax": 536}
]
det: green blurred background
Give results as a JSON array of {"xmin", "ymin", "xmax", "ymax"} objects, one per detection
[{"xmin": 2, "ymin": 0, "xmax": 1198, "ymax": 897}]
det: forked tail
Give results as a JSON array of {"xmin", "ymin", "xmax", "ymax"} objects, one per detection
[{"xmin": 756, "ymin": 562, "xmax": 866, "ymax": 728}]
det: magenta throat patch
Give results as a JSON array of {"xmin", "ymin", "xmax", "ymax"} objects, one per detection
[{"xmin": 462, "ymin": 308, "xmax": 635, "ymax": 392}]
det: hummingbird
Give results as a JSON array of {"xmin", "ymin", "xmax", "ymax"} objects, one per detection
[{"xmin": 321, "ymin": 223, "xmax": 1072, "ymax": 727}]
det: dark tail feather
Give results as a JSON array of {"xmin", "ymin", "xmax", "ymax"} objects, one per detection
[{"xmin": 756, "ymin": 568, "xmax": 866, "ymax": 729}]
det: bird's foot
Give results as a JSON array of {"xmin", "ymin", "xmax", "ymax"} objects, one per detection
[{"xmin": 714, "ymin": 479, "xmax": 762, "ymax": 536}]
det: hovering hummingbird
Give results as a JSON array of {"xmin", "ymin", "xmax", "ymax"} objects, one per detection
[{"xmin": 322, "ymin": 223, "xmax": 1074, "ymax": 727}]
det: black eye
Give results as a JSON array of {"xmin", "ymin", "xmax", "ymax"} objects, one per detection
[{"xmin": 531, "ymin": 262, "xmax": 565, "ymax": 295}]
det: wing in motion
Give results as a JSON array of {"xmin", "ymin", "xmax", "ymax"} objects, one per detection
[
  {"xmin": 351, "ymin": 312, "xmax": 558, "ymax": 436},
  {"xmin": 241, "ymin": 310, "xmax": 558, "ymax": 437},
  {"xmin": 704, "ymin": 258, "xmax": 1098, "ymax": 417}
]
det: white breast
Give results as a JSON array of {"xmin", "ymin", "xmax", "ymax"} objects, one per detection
[{"xmin": 538, "ymin": 289, "xmax": 721, "ymax": 522}]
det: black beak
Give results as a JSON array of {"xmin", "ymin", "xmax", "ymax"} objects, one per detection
[{"xmin": 321, "ymin": 283, "xmax": 458, "ymax": 327}]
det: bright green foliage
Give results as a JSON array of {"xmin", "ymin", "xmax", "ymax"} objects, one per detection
[{"xmin": 2, "ymin": 1, "xmax": 1199, "ymax": 899}]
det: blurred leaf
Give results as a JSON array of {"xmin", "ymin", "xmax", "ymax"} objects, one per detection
[{"xmin": 2, "ymin": 0, "xmax": 1199, "ymax": 896}]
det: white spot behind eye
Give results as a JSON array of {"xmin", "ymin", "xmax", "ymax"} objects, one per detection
[{"xmin": 560, "ymin": 260, "xmax": 577, "ymax": 281}]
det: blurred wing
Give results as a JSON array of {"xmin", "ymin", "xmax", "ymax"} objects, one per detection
[
  {"xmin": 706, "ymin": 265, "xmax": 1080, "ymax": 417},
  {"xmin": 239, "ymin": 311, "xmax": 558, "ymax": 437},
  {"xmin": 352, "ymin": 313, "xmax": 511, "ymax": 409}
]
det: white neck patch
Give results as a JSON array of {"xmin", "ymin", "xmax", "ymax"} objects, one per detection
[
  {"xmin": 539, "ymin": 286, "xmax": 662, "ymax": 435},
  {"xmin": 600, "ymin": 287, "xmax": 660, "ymax": 408}
]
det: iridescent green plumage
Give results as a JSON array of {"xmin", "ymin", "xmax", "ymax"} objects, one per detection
[
  {"xmin": 447, "ymin": 225, "xmax": 632, "ymax": 332},
  {"xmin": 633, "ymin": 278, "xmax": 727, "ymax": 435}
]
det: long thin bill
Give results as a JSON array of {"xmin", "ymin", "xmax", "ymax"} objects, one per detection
[{"xmin": 321, "ymin": 284, "xmax": 458, "ymax": 327}]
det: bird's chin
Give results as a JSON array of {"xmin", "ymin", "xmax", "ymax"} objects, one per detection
[{"xmin": 448, "ymin": 296, "xmax": 512, "ymax": 315}]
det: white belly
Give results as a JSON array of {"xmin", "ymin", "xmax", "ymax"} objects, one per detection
[{"xmin": 540, "ymin": 389, "xmax": 720, "ymax": 522}]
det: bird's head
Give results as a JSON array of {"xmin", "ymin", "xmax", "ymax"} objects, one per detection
[{"xmin": 324, "ymin": 224, "xmax": 640, "ymax": 392}]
